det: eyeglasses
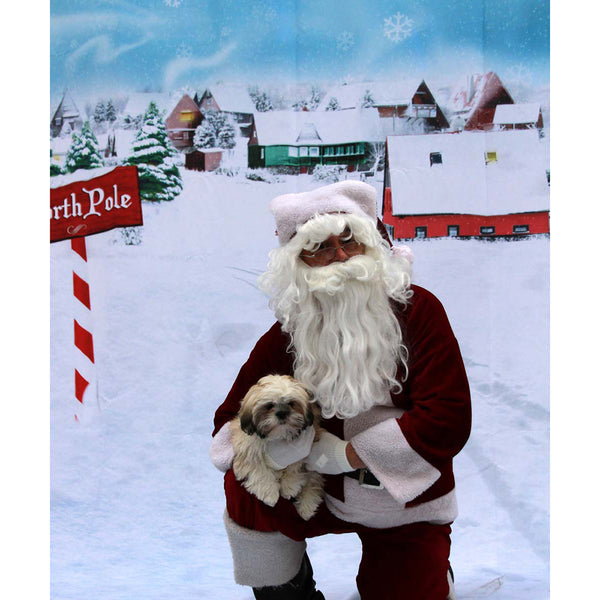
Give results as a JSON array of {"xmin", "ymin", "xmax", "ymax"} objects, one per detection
[{"xmin": 299, "ymin": 237, "xmax": 364, "ymax": 263}]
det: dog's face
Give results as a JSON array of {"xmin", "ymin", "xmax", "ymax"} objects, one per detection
[{"xmin": 239, "ymin": 375, "xmax": 315, "ymax": 441}]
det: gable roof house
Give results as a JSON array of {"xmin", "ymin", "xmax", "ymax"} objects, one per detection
[
  {"xmin": 319, "ymin": 79, "xmax": 449, "ymax": 135},
  {"xmin": 194, "ymin": 84, "xmax": 255, "ymax": 137},
  {"xmin": 446, "ymin": 72, "xmax": 514, "ymax": 131},
  {"xmin": 165, "ymin": 94, "xmax": 203, "ymax": 150},
  {"xmin": 248, "ymin": 109, "xmax": 383, "ymax": 172},
  {"xmin": 493, "ymin": 103, "xmax": 544, "ymax": 131},
  {"xmin": 51, "ymin": 89, "xmax": 84, "ymax": 137},
  {"xmin": 382, "ymin": 129, "xmax": 549, "ymax": 239}
]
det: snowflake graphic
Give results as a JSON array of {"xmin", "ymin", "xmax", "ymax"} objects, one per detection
[
  {"xmin": 164, "ymin": 0, "xmax": 182, "ymax": 7},
  {"xmin": 220, "ymin": 26, "xmax": 232, "ymax": 38},
  {"xmin": 336, "ymin": 31, "xmax": 355, "ymax": 52},
  {"xmin": 176, "ymin": 42, "xmax": 192, "ymax": 59},
  {"xmin": 505, "ymin": 64, "xmax": 533, "ymax": 86},
  {"xmin": 383, "ymin": 13, "xmax": 414, "ymax": 43}
]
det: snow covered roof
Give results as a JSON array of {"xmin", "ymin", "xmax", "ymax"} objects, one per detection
[
  {"xmin": 493, "ymin": 103, "xmax": 541, "ymax": 125},
  {"xmin": 447, "ymin": 72, "xmax": 496, "ymax": 115},
  {"xmin": 253, "ymin": 109, "xmax": 384, "ymax": 146},
  {"xmin": 122, "ymin": 93, "xmax": 175, "ymax": 117},
  {"xmin": 320, "ymin": 79, "xmax": 421, "ymax": 110},
  {"xmin": 199, "ymin": 84, "xmax": 256, "ymax": 114},
  {"xmin": 387, "ymin": 130, "xmax": 549, "ymax": 216}
]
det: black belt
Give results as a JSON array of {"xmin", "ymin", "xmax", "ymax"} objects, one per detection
[{"xmin": 346, "ymin": 468, "xmax": 383, "ymax": 489}]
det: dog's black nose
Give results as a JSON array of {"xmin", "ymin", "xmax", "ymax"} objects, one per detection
[{"xmin": 275, "ymin": 407, "xmax": 290, "ymax": 420}]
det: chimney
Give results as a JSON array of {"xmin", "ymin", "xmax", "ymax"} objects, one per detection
[{"xmin": 467, "ymin": 75, "xmax": 475, "ymax": 104}]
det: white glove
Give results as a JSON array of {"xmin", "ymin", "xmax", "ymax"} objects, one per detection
[
  {"xmin": 304, "ymin": 430, "xmax": 354, "ymax": 475},
  {"xmin": 264, "ymin": 426, "xmax": 316, "ymax": 470}
]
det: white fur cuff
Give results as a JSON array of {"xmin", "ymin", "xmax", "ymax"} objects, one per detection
[
  {"xmin": 209, "ymin": 422, "xmax": 234, "ymax": 472},
  {"xmin": 351, "ymin": 418, "xmax": 441, "ymax": 504},
  {"xmin": 223, "ymin": 511, "xmax": 306, "ymax": 587}
]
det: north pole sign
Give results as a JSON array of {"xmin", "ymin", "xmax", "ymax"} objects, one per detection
[
  {"xmin": 50, "ymin": 166, "xmax": 142, "ymax": 423},
  {"xmin": 50, "ymin": 166, "xmax": 143, "ymax": 242}
]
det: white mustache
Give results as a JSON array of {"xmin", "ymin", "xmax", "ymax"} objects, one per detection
[{"xmin": 300, "ymin": 255, "xmax": 379, "ymax": 295}]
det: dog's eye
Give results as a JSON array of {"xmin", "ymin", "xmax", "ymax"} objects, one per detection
[
  {"xmin": 288, "ymin": 401, "xmax": 295, "ymax": 408},
  {"xmin": 265, "ymin": 402, "xmax": 274, "ymax": 410}
]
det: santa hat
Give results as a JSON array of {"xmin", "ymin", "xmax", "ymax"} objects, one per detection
[{"xmin": 270, "ymin": 180, "xmax": 378, "ymax": 245}]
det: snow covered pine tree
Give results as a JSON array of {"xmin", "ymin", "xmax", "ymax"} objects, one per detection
[
  {"xmin": 123, "ymin": 102, "xmax": 182, "ymax": 202},
  {"xmin": 193, "ymin": 110, "xmax": 236, "ymax": 150},
  {"xmin": 64, "ymin": 121, "xmax": 105, "ymax": 173}
]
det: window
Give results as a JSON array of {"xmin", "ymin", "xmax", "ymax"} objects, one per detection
[
  {"xmin": 513, "ymin": 224, "xmax": 529, "ymax": 234},
  {"xmin": 480, "ymin": 226, "xmax": 495, "ymax": 235},
  {"xmin": 309, "ymin": 146, "xmax": 319, "ymax": 157},
  {"xmin": 447, "ymin": 225, "xmax": 459, "ymax": 237},
  {"xmin": 485, "ymin": 151, "xmax": 498, "ymax": 164},
  {"xmin": 288, "ymin": 147, "xmax": 298, "ymax": 157},
  {"xmin": 415, "ymin": 226, "xmax": 427, "ymax": 238},
  {"xmin": 180, "ymin": 111, "xmax": 196, "ymax": 122},
  {"xmin": 430, "ymin": 152, "xmax": 442, "ymax": 166},
  {"xmin": 260, "ymin": 148, "xmax": 265, "ymax": 159},
  {"xmin": 299, "ymin": 147, "xmax": 308, "ymax": 157}
]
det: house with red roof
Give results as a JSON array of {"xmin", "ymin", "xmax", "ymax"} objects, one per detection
[{"xmin": 447, "ymin": 72, "xmax": 514, "ymax": 131}]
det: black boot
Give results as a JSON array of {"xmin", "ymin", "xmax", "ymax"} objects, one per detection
[{"xmin": 252, "ymin": 553, "xmax": 325, "ymax": 599}]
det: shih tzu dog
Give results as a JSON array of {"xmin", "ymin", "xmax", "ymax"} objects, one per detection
[{"xmin": 230, "ymin": 374, "xmax": 324, "ymax": 520}]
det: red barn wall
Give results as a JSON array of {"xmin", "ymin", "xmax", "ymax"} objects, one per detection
[{"xmin": 383, "ymin": 187, "xmax": 549, "ymax": 239}]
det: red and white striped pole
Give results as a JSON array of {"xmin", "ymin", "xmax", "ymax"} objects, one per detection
[{"xmin": 71, "ymin": 236, "xmax": 98, "ymax": 423}]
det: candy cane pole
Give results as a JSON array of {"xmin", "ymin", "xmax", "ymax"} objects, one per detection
[{"xmin": 71, "ymin": 236, "xmax": 99, "ymax": 423}]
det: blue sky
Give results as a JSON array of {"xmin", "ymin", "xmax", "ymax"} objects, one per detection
[{"xmin": 50, "ymin": 0, "xmax": 549, "ymax": 102}]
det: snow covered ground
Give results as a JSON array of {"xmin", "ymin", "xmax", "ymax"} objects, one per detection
[{"xmin": 50, "ymin": 169, "xmax": 549, "ymax": 599}]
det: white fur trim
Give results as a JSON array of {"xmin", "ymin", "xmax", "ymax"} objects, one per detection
[
  {"xmin": 350, "ymin": 418, "xmax": 441, "ymax": 504},
  {"xmin": 325, "ymin": 487, "xmax": 458, "ymax": 529},
  {"xmin": 209, "ymin": 422, "xmax": 234, "ymax": 473},
  {"xmin": 270, "ymin": 180, "xmax": 378, "ymax": 245},
  {"xmin": 223, "ymin": 511, "xmax": 306, "ymax": 587},
  {"xmin": 391, "ymin": 244, "xmax": 414, "ymax": 264}
]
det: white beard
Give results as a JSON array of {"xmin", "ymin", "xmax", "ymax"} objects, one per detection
[{"xmin": 258, "ymin": 214, "xmax": 413, "ymax": 420}]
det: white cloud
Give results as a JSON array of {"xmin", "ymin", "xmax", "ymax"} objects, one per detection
[
  {"xmin": 65, "ymin": 34, "xmax": 153, "ymax": 73},
  {"xmin": 163, "ymin": 42, "xmax": 238, "ymax": 89}
]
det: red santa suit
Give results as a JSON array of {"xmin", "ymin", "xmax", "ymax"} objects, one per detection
[{"xmin": 210, "ymin": 284, "xmax": 471, "ymax": 599}]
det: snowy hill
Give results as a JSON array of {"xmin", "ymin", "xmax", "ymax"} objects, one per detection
[{"xmin": 50, "ymin": 169, "xmax": 549, "ymax": 599}]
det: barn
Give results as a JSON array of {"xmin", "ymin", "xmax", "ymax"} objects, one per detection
[
  {"xmin": 247, "ymin": 109, "xmax": 383, "ymax": 171},
  {"xmin": 382, "ymin": 130, "xmax": 550, "ymax": 240}
]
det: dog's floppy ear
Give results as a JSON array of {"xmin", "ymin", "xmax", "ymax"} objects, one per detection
[
  {"xmin": 303, "ymin": 405, "xmax": 314, "ymax": 429},
  {"xmin": 239, "ymin": 403, "xmax": 256, "ymax": 436}
]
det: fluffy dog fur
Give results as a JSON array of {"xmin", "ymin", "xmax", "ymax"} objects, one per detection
[{"xmin": 230, "ymin": 375, "xmax": 324, "ymax": 520}]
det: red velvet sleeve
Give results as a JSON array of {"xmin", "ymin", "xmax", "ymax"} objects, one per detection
[
  {"xmin": 212, "ymin": 321, "xmax": 294, "ymax": 436},
  {"xmin": 396, "ymin": 285, "xmax": 472, "ymax": 469}
]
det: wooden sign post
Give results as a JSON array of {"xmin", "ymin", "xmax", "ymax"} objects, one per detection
[{"xmin": 50, "ymin": 166, "xmax": 143, "ymax": 422}]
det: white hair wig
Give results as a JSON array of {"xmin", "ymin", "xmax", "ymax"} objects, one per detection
[{"xmin": 258, "ymin": 212, "xmax": 414, "ymax": 419}]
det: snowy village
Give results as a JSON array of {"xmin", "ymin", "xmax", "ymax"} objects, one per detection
[
  {"xmin": 50, "ymin": 71, "xmax": 549, "ymax": 242},
  {"xmin": 49, "ymin": 2, "xmax": 551, "ymax": 599}
]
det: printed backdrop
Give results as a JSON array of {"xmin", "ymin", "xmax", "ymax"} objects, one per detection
[{"xmin": 50, "ymin": 2, "xmax": 550, "ymax": 599}]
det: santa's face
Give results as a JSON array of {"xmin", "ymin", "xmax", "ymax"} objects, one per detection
[
  {"xmin": 258, "ymin": 213, "xmax": 412, "ymax": 419},
  {"xmin": 298, "ymin": 227, "xmax": 366, "ymax": 267}
]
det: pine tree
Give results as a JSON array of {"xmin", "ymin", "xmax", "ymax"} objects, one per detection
[
  {"xmin": 361, "ymin": 89, "xmax": 375, "ymax": 108},
  {"xmin": 307, "ymin": 86, "xmax": 322, "ymax": 111},
  {"xmin": 93, "ymin": 101, "xmax": 106, "ymax": 126},
  {"xmin": 64, "ymin": 121, "xmax": 105, "ymax": 173},
  {"xmin": 249, "ymin": 87, "xmax": 274, "ymax": 112},
  {"xmin": 50, "ymin": 149, "xmax": 62, "ymax": 177},
  {"xmin": 123, "ymin": 102, "xmax": 182, "ymax": 202},
  {"xmin": 105, "ymin": 99, "xmax": 117, "ymax": 124},
  {"xmin": 193, "ymin": 110, "xmax": 237, "ymax": 150},
  {"xmin": 325, "ymin": 97, "xmax": 340, "ymax": 111}
]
